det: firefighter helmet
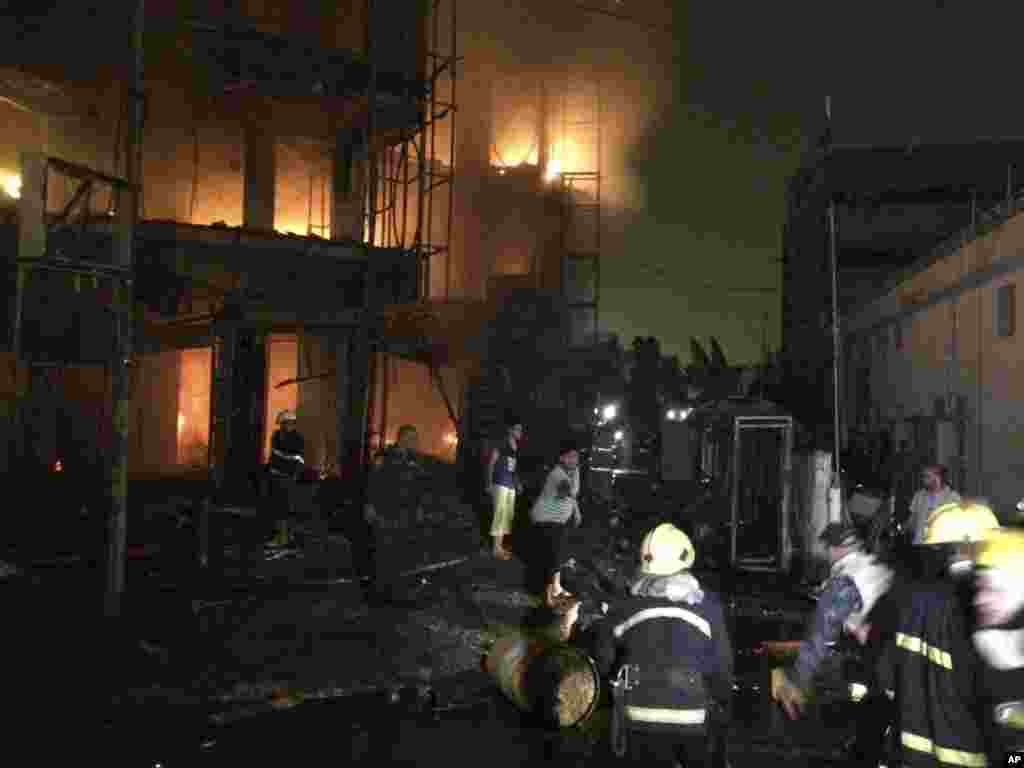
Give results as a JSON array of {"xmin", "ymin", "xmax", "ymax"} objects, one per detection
[
  {"xmin": 639, "ymin": 522, "xmax": 695, "ymax": 575},
  {"xmin": 277, "ymin": 409, "xmax": 297, "ymax": 425},
  {"xmin": 975, "ymin": 529, "xmax": 1024, "ymax": 574},
  {"xmin": 924, "ymin": 499, "xmax": 1000, "ymax": 545}
]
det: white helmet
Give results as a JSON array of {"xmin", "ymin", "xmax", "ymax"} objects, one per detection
[
  {"xmin": 639, "ymin": 523, "xmax": 695, "ymax": 575},
  {"xmin": 277, "ymin": 409, "xmax": 297, "ymax": 425}
]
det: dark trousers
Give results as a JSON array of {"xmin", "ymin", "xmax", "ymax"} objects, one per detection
[
  {"xmin": 533, "ymin": 521, "xmax": 571, "ymax": 583},
  {"xmin": 627, "ymin": 727, "xmax": 711, "ymax": 768}
]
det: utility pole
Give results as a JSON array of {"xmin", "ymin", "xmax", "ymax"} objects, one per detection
[
  {"xmin": 825, "ymin": 95, "xmax": 843, "ymax": 522},
  {"xmin": 104, "ymin": 0, "xmax": 144, "ymax": 619}
]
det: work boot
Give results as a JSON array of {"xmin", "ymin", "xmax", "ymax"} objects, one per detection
[{"xmin": 267, "ymin": 521, "xmax": 289, "ymax": 548}]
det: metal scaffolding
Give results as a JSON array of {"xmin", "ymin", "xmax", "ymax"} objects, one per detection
[
  {"xmin": 558, "ymin": 76, "xmax": 601, "ymax": 348},
  {"xmin": 367, "ymin": 0, "xmax": 458, "ymax": 302}
]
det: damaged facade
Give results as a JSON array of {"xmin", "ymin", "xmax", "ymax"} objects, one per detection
[{"xmin": 1, "ymin": 1, "xmax": 673, "ymax": 502}]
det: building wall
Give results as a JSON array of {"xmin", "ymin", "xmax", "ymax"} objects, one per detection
[{"xmin": 846, "ymin": 212, "xmax": 1024, "ymax": 517}]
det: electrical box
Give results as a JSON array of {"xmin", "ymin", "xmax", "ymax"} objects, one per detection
[{"xmin": 661, "ymin": 420, "xmax": 695, "ymax": 483}]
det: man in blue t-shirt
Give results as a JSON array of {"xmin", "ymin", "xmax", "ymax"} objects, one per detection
[{"xmin": 485, "ymin": 417, "xmax": 524, "ymax": 560}]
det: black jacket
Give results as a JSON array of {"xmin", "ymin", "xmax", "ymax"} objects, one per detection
[
  {"xmin": 269, "ymin": 429, "xmax": 305, "ymax": 478},
  {"xmin": 594, "ymin": 571, "xmax": 733, "ymax": 733},
  {"xmin": 975, "ymin": 609, "xmax": 1024, "ymax": 761},
  {"xmin": 876, "ymin": 577, "xmax": 988, "ymax": 768}
]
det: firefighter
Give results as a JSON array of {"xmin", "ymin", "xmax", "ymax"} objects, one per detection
[
  {"xmin": 869, "ymin": 500, "xmax": 997, "ymax": 768},
  {"xmin": 594, "ymin": 522, "xmax": 733, "ymax": 768},
  {"xmin": 266, "ymin": 409, "xmax": 305, "ymax": 547},
  {"xmin": 973, "ymin": 527, "xmax": 1024, "ymax": 763},
  {"xmin": 773, "ymin": 521, "xmax": 894, "ymax": 719}
]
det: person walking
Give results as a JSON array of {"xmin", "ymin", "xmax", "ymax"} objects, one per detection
[
  {"xmin": 594, "ymin": 522, "xmax": 733, "ymax": 767},
  {"xmin": 877, "ymin": 500, "xmax": 996, "ymax": 768},
  {"xmin": 485, "ymin": 417, "xmax": 524, "ymax": 560},
  {"xmin": 529, "ymin": 438, "xmax": 582, "ymax": 607}
]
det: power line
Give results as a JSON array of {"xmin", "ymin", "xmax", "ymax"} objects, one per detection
[{"xmin": 570, "ymin": 2, "xmax": 675, "ymax": 34}]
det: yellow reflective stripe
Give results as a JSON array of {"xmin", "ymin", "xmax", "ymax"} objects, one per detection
[
  {"xmin": 625, "ymin": 706, "xmax": 707, "ymax": 725},
  {"xmin": 895, "ymin": 632, "xmax": 953, "ymax": 669},
  {"xmin": 900, "ymin": 731, "xmax": 987, "ymax": 767}
]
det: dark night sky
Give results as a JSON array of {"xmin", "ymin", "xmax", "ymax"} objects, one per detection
[{"xmin": 602, "ymin": 0, "xmax": 1024, "ymax": 364}]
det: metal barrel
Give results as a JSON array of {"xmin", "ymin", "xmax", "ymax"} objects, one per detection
[{"xmin": 483, "ymin": 632, "xmax": 601, "ymax": 728}]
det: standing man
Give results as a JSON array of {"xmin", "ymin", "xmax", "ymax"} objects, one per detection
[
  {"xmin": 595, "ymin": 523, "xmax": 733, "ymax": 767},
  {"xmin": 973, "ymin": 528, "xmax": 1024, "ymax": 763},
  {"xmin": 908, "ymin": 464, "xmax": 960, "ymax": 545},
  {"xmin": 364, "ymin": 424, "xmax": 428, "ymax": 601},
  {"xmin": 267, "ymin": 409, "xmax": 305, "ymax": 548},
  {"xmin": 773, "ymin": 522, "xmax": 894, "ymax": 719},
  {"xmin": 529, "ymin": 438, "xmax": 583, "ymax": 606},
  {"xmin": 485, "ymin": 417, "xmax": 524, "ymax": 560}
]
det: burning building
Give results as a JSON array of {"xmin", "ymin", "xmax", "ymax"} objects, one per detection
[{"xmin": 1, "ymin": 0, "xmax": 675, "ymax": 499}]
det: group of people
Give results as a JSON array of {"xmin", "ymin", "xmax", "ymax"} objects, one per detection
[
  {"xmin": 481, "ymin": 416, "xmax": 588, "ymax": 608},
  {"xmin": 772, "ymin": 489, "xmax": 1024, "ymax": 767}
]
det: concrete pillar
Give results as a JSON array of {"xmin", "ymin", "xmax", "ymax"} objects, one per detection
[
  {"xmin": 331, "ymin": 129, "xmax": 364, "ymax": 241},
  {"xmin": 333, "ymin": 328, "xmax": 371, "ymax": 478},
  {"xmin": 243, "ymin": 116, "xmax": 276, "ymax": 231}
]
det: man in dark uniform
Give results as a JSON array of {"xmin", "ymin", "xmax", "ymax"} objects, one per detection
[
  {"xmin": 594, "ymin": 522, "xmax": 733, "ymax": 767},
  {"xmin": 774, "ymin": 521, "xmax": 894, "ymax": 718},
  {"xmin": 266, "ymin": 409, "xmax": 305, "ymax": 547},
  {"xmin": 974, "ymin": 528, "xmax": 1024, "ymax": 764},
  {"xmin": 869, "ymin": 501, "xmax": 996, "ymax": 768}
]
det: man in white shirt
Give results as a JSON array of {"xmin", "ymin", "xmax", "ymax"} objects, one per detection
[
  {"xmin": 529, "ymin": 439, "xmax": 582, "ymax": 606},
  {"xmin": 907, "ymin": 463, "xmax": 960, "ymax": 545}
]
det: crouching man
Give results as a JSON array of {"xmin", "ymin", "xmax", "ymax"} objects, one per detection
[
  {"xmin": 773, "ymin": 522, "xmax": 894, "ymax": 720},
  {"xmin": 594, "ymin": 523, "xmax": 733, "ymax": 768}
]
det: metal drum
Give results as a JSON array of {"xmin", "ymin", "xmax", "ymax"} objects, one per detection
[{"xmin": 484, "ymin": 632, "xmax": 601, "ymax": 728}]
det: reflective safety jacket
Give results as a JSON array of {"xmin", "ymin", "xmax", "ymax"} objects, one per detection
[
  {"xmin": 975, "ymin": 618, "xmax": 1024, "ymax": 762},
  {"xmin": 269, "ymin": 429, "xmax": 305, "ymax": 478},
  {"xmin": 878, "ymin": 578, "xmax": 988, "ymax": 768},
  {"xmin": 595, "ymin": 572, "xmax": 733, "ymax": 733}
]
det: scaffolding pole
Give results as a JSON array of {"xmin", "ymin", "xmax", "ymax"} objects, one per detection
[
  {"xmin": 559, "ymin": 75, "xmax": 602, "ymax": 348},
  {"xmin": 104, "ymin": 0, "xmax": 144, "ymax": 619}
]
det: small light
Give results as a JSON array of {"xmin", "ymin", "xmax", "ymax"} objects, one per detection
[
  {"xmin": 613, "ymin": 430, "xmax": 624, "ymax": 442},
  {"xmin": 667, "ymin": 410, "xmax": 677, "ymax": 420},
  {"xmin": 680, "ymin": 408, "xmax": 693, "ymax": 421},
  {"xmin": 2, "ymin": 173, "xmax": 21, "ymax": 199},
  {"xmin": 602, "ymin": 404, "xmax": 618, "ymax": 421},
  {"xmin": 849, "ymin": 682, "xmax": 868, "ymax": 702},
  {"xmin": 54, "ymin": 459, "xmax": 63, "ymax": 473}
]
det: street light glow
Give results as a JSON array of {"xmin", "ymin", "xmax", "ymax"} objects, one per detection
[{"xmin": 2, "ymin": 173, "xmax": 21, "ymax": 199}]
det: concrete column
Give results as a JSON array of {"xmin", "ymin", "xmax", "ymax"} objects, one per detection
[
  {"xmin": 331, "ymin": 129, "xmax": 364, "ymax": 241},
  {"xmin": 243, "ymin": 116, "xmax": 276, "ymax": 231}
]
